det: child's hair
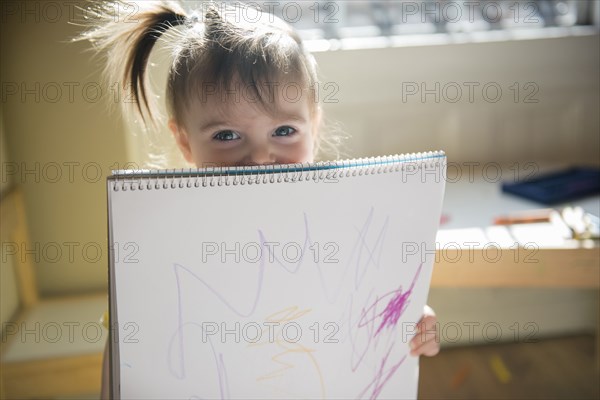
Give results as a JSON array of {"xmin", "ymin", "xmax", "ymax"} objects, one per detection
[{"xmin": 74, "ymin": 0, "xmax": 347, "ymax": 165}]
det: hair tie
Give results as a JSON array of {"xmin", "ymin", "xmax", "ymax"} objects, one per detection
[
  {"xmin": 156, "ymin": 12, "xmax": 187, "ymax": 32},
  {"xmin": 187, "ymin": 11, "xmax": 200, "ymax": 27}
]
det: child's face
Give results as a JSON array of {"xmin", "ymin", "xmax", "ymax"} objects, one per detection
[{"xmin": 169, "ymin": 81, "xmax": 320, "ymax": 168}]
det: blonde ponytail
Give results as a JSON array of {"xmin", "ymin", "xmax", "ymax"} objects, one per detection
[{"xmin": 74, "ymin": 0, "xmax": 188, "ymax": 129}]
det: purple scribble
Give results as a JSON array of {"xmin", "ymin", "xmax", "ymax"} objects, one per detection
[
  {"xmin": 357, "ymin": 342, "xmax": 407, "ymax": 400},
  {"xmin": 173, "ymin": 208, "xmax": 389, "ymax": 317},
  {"xmin": 261, "ymin": 207, "xmax": 390, "ymax": 304},
  {"xmin": 359, "ymin": 262, "xmax": 423, "ymax": 337},
  {"xmin": 167, "ymin": 207, "xmax": 396, "ymax": 397},
  {"xmin": 353, "ymin": 207, "xmax": 389, "ymax": 291},
  {"xmin": 167, "ymin": 321, "xmax": 230, "ymax": 399},
  {"xmin": 375, "ymin": 290, "xmax": 410, "ymax": 337},
  {"xmin": 169, "ymin": 256, "xmax": 260, "ymax": 390},
  {"xmin": 348, "ymin": 292, "xmax": 376, "ymax": 372},
  {"xmin": 173, "ymin": 256, "xmax": 265, "ymax": 319},
  {"xmin": 345, "ymin": 261, "xmax": 424, "ymax": 399},
  {"xmin": 267, "ymin": 211, "xmax": 348, "ymax": 303},
  {"xmin": 173, "ymin": 264, "xmax": 185, "ymax": 378}
]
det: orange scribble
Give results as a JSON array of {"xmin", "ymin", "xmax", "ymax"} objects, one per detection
[{"xmin": 248, "ymin": 306, "xmax": 327, "ymax": 399}]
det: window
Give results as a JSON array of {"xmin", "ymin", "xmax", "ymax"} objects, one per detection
[{"xmin": 233, "ymin": 1, "xmax": 600, "ymax": 49}]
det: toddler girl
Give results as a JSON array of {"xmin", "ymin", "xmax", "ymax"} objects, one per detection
[{"xmin": 76, "ymin": 1, "xmax": 439, "ymax": 398}]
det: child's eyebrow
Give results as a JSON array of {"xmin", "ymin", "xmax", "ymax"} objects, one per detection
[
  {"xmin": 199, "ymin": 120, "xmax": 228, "ymax": 132},
  {"xmin": 278, "ymin": 113, "xmax": 307, "ymax": 124},
  {"xmin": 198, "ymin": 114, "xmax": 307, "ymax": 133}
]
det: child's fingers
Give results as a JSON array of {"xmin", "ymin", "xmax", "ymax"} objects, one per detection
[
  {"xmin": 414, "ymin": 305, "xmax": 437, "ymax": 333},
  {"xmin": 423, "ymin": 304, "xmax": 436, "ymax": 318},
  {"xmin": 410, "ymin": 337, "xmax": 440, "ymax": 357},
  {"xmin": 410, "ymin": 324, "xmax": 438, "ymax": 348},
  {"xmin": 408, "ymin": 305, "xmax": 440, "ymax": 357},
  {"xmin": 416, "ymin": 314, "xmax": 437, "ymax": 333},
  {"xmin": 410, "ymin": 313, "xmax": 439, "ymax": 348},
  {"xmin": 412, "ymin": 315, "xmax": 438, "ymax": 342}
]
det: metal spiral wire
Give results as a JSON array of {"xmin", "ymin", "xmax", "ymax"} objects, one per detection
[{"xmin": 111, "ymin": 151, "xmax": 446, "ymax": 191}]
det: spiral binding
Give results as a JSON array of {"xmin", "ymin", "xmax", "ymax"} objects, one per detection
[{"xmin": 110, "ymin": 151, "xmax": 446, "ymax": 192}]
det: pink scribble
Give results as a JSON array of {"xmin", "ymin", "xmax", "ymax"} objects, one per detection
[
  {"xmin": 348, "ymin": 262, "xmax": 425, "ymax": 398},
  {"xmin": 357, "ymin": 342, "xmax": 407, "ymax": 400},
  {"xmin": 374, "ymin": 286, "xmax": 412, "ymax": 337},
  {"xmin": 358, "ymin": 262, "xmax": 424, "ymax": 338}
]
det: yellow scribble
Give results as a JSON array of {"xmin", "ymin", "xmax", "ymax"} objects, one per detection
[
  {"xmin": 266, "ymin": 306, "xmax": 313, "ymax": 323},
  {"xmin": 248, "ymin": 306, "xmax": 327, "ymax": 399}
]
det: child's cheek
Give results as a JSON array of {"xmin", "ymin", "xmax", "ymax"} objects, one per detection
[{"xmin": 282, "ymin": 140, "xmax": 315, "ymax": 164}]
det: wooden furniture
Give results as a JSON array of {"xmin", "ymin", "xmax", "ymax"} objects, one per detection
[
  {"xmin": 0, "ymin": 187, "xmax": 107, "ymax": 399},
  {"xmin": 430, "ymin": 173, "xmax": 600, "ymax": 373},
  {"xmin": 431, "ymin": 171, "xmax": 599, "ymax": 288},
  {"xmin": 432, "ymin": 242, "xmax": 599, "ymax": 288}
]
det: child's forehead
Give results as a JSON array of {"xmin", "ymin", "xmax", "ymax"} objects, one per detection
[{"xmin": 185, "ymin": 78, "xmax": 314, "ymax": 122}]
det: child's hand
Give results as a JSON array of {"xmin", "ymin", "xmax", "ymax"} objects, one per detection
[{"xmin": 409, "ymin": 305, "xmax": 440, "ymax": 357}]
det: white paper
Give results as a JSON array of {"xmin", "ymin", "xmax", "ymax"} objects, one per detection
[{"xmin": 108, "ymin": 156, "xmax": 446, "ymax": 399}]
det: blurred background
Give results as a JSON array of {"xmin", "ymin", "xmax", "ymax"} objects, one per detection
[{"xmin": 1, "ymin": 0, "xmax": 599, "ymax": 398}]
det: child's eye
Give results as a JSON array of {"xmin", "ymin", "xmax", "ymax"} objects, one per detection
[
  {"xmin": 273, "ymin": 126, "xmax": 297, "ymax": 137},
  {"xmin": 213, "ymin": 130, "xmax": 240, "ymax": 141}
]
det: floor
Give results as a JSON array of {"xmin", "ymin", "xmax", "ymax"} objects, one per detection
[
  {"xmin": 30, "ymin": 335, "xmax": 600, "ymax": 399},
  {"xmin": 418, "ymin": 334, "xmax": 600, "ymax": 399}
]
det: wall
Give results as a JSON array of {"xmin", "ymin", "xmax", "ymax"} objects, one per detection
[
  {"xmin": 0, "ymin": 104, "xmax": 21, "ymax": 332},
  {"xmin": 313, "ymin": 32, "xmax": 599, "ymax": 165},
  {"xmin": 127, "ymin": 32, "xmax": 600, "ymax": 166},
  {"xmin": 0, "ymin": 9, "xmax": 130, "ymax": 296}
]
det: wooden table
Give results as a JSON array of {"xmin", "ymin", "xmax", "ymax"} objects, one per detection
[{"xmin": 428, "ymin": 171, "xmax": 599, "ymax": 372}]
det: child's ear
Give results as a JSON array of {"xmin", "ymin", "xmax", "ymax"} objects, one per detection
[{"xmin": 168, "ymin": 118, "xmax": 194, "ymax": 164}]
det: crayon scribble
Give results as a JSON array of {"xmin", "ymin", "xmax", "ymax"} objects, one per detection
[
  {"xmin": 357, "ymin": 343, "xmax": 407, "ymax": 400},
  {"xmin": 353, "ymin": 207, "xmax": 389, "ymax": 291},
  {"xmin": 172, "ymin": 207, "xmax": 388, "ymax": 322},
  {"xmin": 249, "ymin": 307, "xmax": 327, "ymax": 399},
  {"xmin": 265, "ymin": 207, "xmax": 389, "ymax": 304},
  {"xmin": 167, "ymin": 322, "xmax": 230, "ymax": 399},
  {"xmin": 347, "ymin": 291, "xmax": 376, "ymax": 372},
  {"xmin": 370, "ymin": 262, "xmax": 423, "ymax": 337},
  {"xmin": 167, "ymin": 207, "xmax": 394, "ymax": 397},
  {"xmin": 353, "ymin": 262, "xmax": 423, "ymax": 339},
  {"xmin": 347, "ymin": 262, "xmax": 424, "ymax": 398}
]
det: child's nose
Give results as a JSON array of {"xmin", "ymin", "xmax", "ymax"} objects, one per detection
[{"xmin": 246, "ymin": 147, "xmax": 276, "ymax": 166}]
